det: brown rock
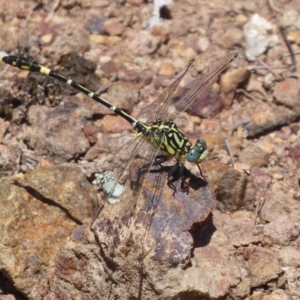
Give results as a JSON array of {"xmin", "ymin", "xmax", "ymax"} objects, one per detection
[
  {"xmin": 158, "ymin": 63, "xmax": 177, "ymax": 76},
  {"xmin": 0, "ymin": 23, "xmax": 19, "ymax": 52},
  {"xmin": 127, "ymin": 0, "xmax": 144, "ymax": 5},
  {"xmin": 279, "ymin": 247, "xmax": 300, "ymax": 267},
  {"xmin": 106, "ymin": 81, "xmax": 139, "ymax": 114},
  {"xmin": 0, "ymin": 117, "xmax": 7, "ymax": 143},
  {"xmin": 288, "ymin": 143, "xmax": 300, "ymax": 167},
  {"xmin": 213, "ymin": 210, "xmax": 263, "ymax": 247},
  {"xmin": 27, "ymin": 101, "xmax": 90, "ymax": 163},
  {"xmin": 264, "ymin": 290, "xmax": 290, "ymax": 300},
  {"xmin": 153, "ymin": 74, "xmax": 173, "ymax": 89},
  {"xmin": 185, "ymin": 35, "xmax": 210, "ymax": 53},
  {"xmin": 83, "ymin": 124, "xmax": 100, "ymax": 144},
  {"xmin": 244, "ymin": 246, "xmax": 281, "ymax": 287},
  {"xmin": 221, "ymin": 27, "xmax": 244, "ymax": 49},
  {"xmin": 215, "ymin": 168, "xmax": 255, "ymax": 212},
  {"xmin": 238, "ymin": 146, "xmax": 269, "ymax": 168},
  {"xmin": 89, "ymin": 160, "xmax": 217, "ymax": 298},
  {"xmin": 90, "ymin": 34, "xmax": 121, "ymax": 46},
  {"xmin": 101, "ymin": 115, "xmax": 133, "ymax": 133},
  {"xmin": 185, "ymin": 229, "xmax": 242, "ymax": 299},
  {"xmin": 274, "ymin": 78, "xmax": 300, "ymax": 109},
  {"xmin": 263, "ymin": 216, "xmax": 299, "ymax": 246},
  {"xmin": 151, "ymin": 26, "xmax": 169, "ymax": 44},
  {"xmin": 249, "ymin": 291, "xmax": 264, "ymax": 300},
  {"xmin": 122, "ymin": 29, "xmax": 161, "ymax": 56},
  {"xmin": 284, "ymin": 265, "xmax": 300, "ymax": 298},
  {"xmin": 220, "ymin": 66, "xmax": 250, "ymax": 108},
  {"xmin": 287, "ymin": 30, "xmax": 300, "ymax": 44},
  {"xmin": 101, "ymin": 60, "xmax": 119, "ymax": 77},
  {"xmin": 103, "ymin": 18, "xmax": 125, "ymax": 36},
  {"xmin": 280, "ymin": 10, "xmax": 300, "ymax": 31},
  {"xmin": 0, "ymin": 164, "xmax": 97, "ymax": 299},
  {"xmin": 186, "ymin": 86, "xmax": 223, "ymax": 118},
  {"xmin": 261, "ymin": 182, "xmax": 300, "ymax": 224}
]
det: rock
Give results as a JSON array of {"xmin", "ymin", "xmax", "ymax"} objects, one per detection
[
  {"xmin": 27, "ymin": 101, "xmax": 90, "ymax": 163},
  {"xmin": 279, "ymin": 247, "xmax": 300, "ymax": 267},
  {"xmin": 83, "ymin": 123, "xmax": 100, "ymax": 144},
  {"xmin": 0, "ymin": 23, "xmax": 19, "ymax": 52},
  {"xmin": 222, "ymin": 27, "xmax": 244, "ymax": 49},
  {"xmin": 244, "ymin": 246, "xmax": 282, "ymax": 287},
  {"xmin": 238, "ymin": 146, "xmax": 269, "ymax": 168},
  {"xmin": 122, "ymin": 29, "xmax": 161, "ymax": 56},
  {"xmin": 90, "ymin": 160, "xmax": 217, "ymax": 298},
  {"xmin": 103, "ymin": 18, "xmax": 125, "ymax": 36},
  {"xmin": 90, "ymin": 34, "xmax": 121, "ymax": 46},
  {"xmin": 273, "ymin": 77, "xmax": 300, "ymax": 109},
  {"xmin": 185, "ymin": 228, "xmax": 242, "ymax": 299},
  {"xmin": 288, "ymin": 144, "xmax": 300, "ymax": 167},
  {"xmin": 220, "ymin": 66, "xmax": 250, "ymax": 108},
  {"xmin": 158, "ymin": 63, "xmax": 177, "ymax": 76},
  {"xmin": 260, "ymin": 182, "xmax": 300, "ymax": 223},
  {"xmin": 0, "ymin": 163, "xmax": 97, "ymax": 299},
  {"xmin": 185, "ymin": 35, "xmax": 210, "ymax": 53},
  {"xmin": 280, "ymin": 9, "xmax": 300, "ymax": 31},
  {"xmin": 107, "ymin": 81, "xmax": 139, "ymax": 112},
  {"xmin": 101, "ymin": 115, "xmax": 133, "ymax": 133},
  {"xmin": 186, "ymin": 86, "xmax": 223, "ymax": 118},
  {"xmin": 263, "ymin": 216, "xmax": 299, "ymax": 246},
  {"xmin": 243, "ymin": 14, "xmax": 278, "ymax": 61},
  {"xmin": 0, "ymin": 117, "xmax": 7, "ymax": 143},
  {"xmin": 215, "ymin": 168, "xmax": 255, "ymax": 212},
  {"xmin": 287, "ymin": 30, "xmax": 300, "ymax": 44}
]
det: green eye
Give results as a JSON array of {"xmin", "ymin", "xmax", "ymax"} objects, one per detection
[{"xmin": 187, "ymin": 139, "xmax": 208, "ymax": 163}]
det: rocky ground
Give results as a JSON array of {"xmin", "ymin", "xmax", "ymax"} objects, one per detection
[{"xmin": 0, "ymin": 0, "xmax": 300, "ymax": 299}]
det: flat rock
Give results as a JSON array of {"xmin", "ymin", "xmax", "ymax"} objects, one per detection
[
  {"xmin": 0, "ymin": 163, "xmax": 97, "ymax": 299},
  {"xmin": 27, "ymin": 101, "xmax": 90, "ymax": 163}
]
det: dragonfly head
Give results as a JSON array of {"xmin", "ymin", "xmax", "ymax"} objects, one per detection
[{"xmin": 187, "ymin": 139, "xmax": 208, "ymax": 164}]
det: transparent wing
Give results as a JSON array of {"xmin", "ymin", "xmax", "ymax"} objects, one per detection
[
  {"xmin": 92, "ymin": 129, "xmax": 166, "ymax": 224},
  {"xmin": 137, "ymin": 60, "xmax": 194, "ymax": 124},
  {"xmin": 138, "ymin": 53, "xmax": 237, "ymax": 124},
  {"xmin": 166, "ymin": 53, "xmax": 238, "ymax": 121}
]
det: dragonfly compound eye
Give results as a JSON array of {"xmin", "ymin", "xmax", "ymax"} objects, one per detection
[{"xmin": 187, "ymin": 138, "xmax": 208, "ymax": 163}]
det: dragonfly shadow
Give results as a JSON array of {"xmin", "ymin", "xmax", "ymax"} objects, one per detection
[{"xmin": 189, "ymin": 213, "xmax": 216, "ymax": 249}]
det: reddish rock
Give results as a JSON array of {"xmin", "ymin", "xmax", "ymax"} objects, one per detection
[
  {"xmin": 238, "ymin": 146, "xmax": 269, "ymax": 168},
  {"xmin": 244, "ymin": 246, "xmax": 281, "ymax": 287},
  {"xmin": 103, "ymin": 18, "xmax": 125, "ymax": 36},
  {"xmin": 83, "ymin": 124, "xmax": 100, "ymax": 144},
  {"xmin": 274, "ymin": 78, "xmax": 300, "ymax": 109},
  {"xmin": 186, "ymin": 86, "xmax": 223, "ymax": 118},
  {"xmin": 263, "ymin": 216, "xmax": 299, "ymax": 246},
  {"xmin": 27, "ymin": 101, "xmax": 90, "ymax": 163},
  {"xmin": 0, "ymin": 164, "xmax": 96, "ymax": 299}
]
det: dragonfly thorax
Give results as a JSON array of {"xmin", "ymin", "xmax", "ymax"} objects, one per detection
[
  {"xmin": 148, "ymin": 120, "xmax": 209, "ymax": 165},
  {"xmin": 146, "ymin": 120, "xmax": 191, "ymax": 157}
]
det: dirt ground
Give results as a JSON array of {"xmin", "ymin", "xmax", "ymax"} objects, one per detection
[{"xmin": 0, "ymin": 0, "xmax": 300, "ymax": 299}]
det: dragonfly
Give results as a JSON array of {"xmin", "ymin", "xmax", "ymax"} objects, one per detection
[{"xmin": 0, "ymin": 52, "xmax": 238, "ymax": 227}]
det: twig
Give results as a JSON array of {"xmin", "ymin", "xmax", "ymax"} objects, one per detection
[
  {"xmin": 236, "ymin": 88, "xmax": 257, "ymax": 101},
  {"xmin": 254, "ymin": 181, "xmax": 271, "ymax": 226},
  {"xmin": 244, "ymin": 109, "xmax": 300, "ymax": 138},
  {"xmin": 283, "ymin": 50, "xmax": 300, "ymax": 57},
  {"xmin": 223, "ymin": 134, "xmax": 235, "ymax": 169},
  {"xmin": 95, "ymin": 74, "xmax": 117, "ymax": 95},
  {"xmin": 236, "ymin": 88, "xmax": 269, "ymax": 103},
  {"xmin": 280, "ymin": 27, "xmax": 297, "ymax": 72},
  {"xmin": 256, "ymin": 58, "xmax": 283, "ymax": 81}
]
